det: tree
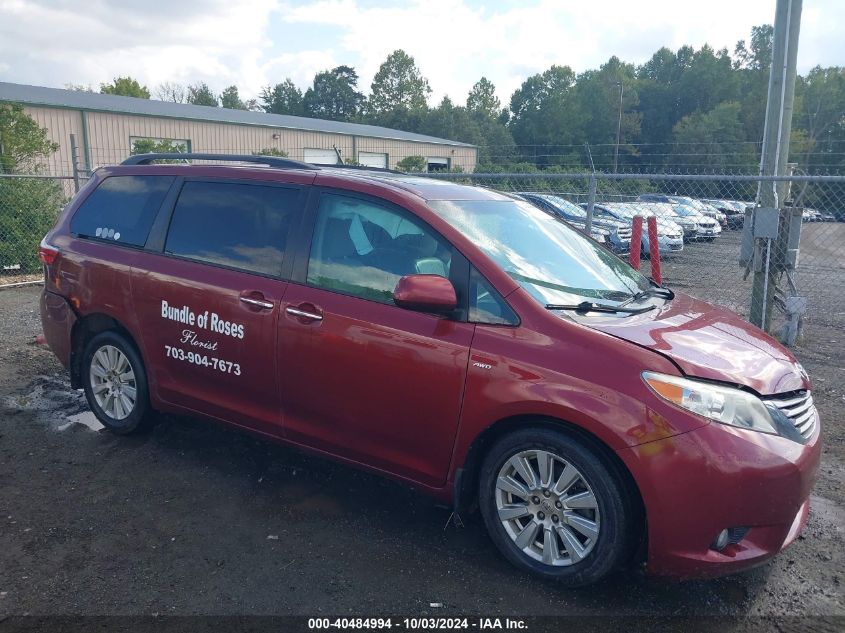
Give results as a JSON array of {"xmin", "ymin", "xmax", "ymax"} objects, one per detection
[
  {"xmin": 668, "ymin": 101, "xmax": 754, "ymax": 173},
  {"xmin": 100, "ymin": 76, "xmax": 150, "ymax": 98},
  {"xmin": 303, "ymin": 66, "xmax": 364, "ymax": 121},
  {"xmin": 220, "ymin": 85, "xmax": 247, "ymax": 110},
  {"xmin": 155, "ymin": 82, "xmax": 187, "ymax": 103},
  {"xmin": 396, "ymin": 155, "xmax": 427, "ymax": 172},
  {"xmin": 508, "ymin": 65, "xmax": 586, "ymax": 166},
  {"xmin": 253, "ymin": 148, "xmax": 289, "ymax": 157},
  {"xmin": 574, "ymin": 57, "xmax": 641, "ymax": 170},
  {"xmin": 187, "ymin": 83, "xmax": 219, "ymax": 107},
  {"xmin": 0, "ymin": 105, "xmax": 64, "ymax": 272},
  {"xmin": 130, "ymin": 138, "xmax": 188, "ymax": 155},
  {"xmin": 734, "ymin": 24, "xmax": 774, "ymax": 71},
  {"xmin": 466, "ymin": 77, "xmax": 501, "ymax": 120},
  {"xmin": 261, "ymin": 80, "xmax": 304, "ymax": 116},
  {"xmin": 368, "ymin": 50, "xmax": 431, "ymax": 125},
  {"xmin": 795, "ymin": 66, "xmax": 845, "ymax": 171},
  {"xmin": 0, "ymin": 104, "xmax": 59, "ymax": 173}
]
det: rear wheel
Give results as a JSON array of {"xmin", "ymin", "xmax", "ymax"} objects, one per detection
[
  {"xmin": 82, "ymin": 331, "xmax": 153, "ymax": 434},
  {"xmin": 478, "ymin": 428, "xmax": 633, "ymax": 586}
]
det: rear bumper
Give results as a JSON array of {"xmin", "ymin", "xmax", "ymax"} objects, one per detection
[
  {"xmin": 40, "ymin": 289, "xmax": 76, "ymax": 370},
  {"xmin": 618, "ymin": 415, "xmax": 821, "ymax": 579}
]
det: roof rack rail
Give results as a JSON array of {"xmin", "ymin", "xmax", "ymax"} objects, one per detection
[
  {"xmin": 321, "ymin": 163, "xmax": 405, "ymax": 175},
  {"xmin": 121, "ymin": 153, "xmax": 318, "ymax": 170}
]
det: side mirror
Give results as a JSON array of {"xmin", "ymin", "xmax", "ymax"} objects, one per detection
[{"xmin": 393, "ymin": 274, "xmax": 457, "ymax": 314}]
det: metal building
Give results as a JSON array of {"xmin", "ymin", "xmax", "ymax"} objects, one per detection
[{"xmin": 0, "ymin": 82, "xmax": 477, "ymax": 174}]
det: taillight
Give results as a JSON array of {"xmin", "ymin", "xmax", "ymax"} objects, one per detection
[{"xmin": 38, "ymin": 236, "xmax": 59, "ymax": 265}]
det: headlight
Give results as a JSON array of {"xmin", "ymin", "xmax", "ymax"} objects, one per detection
[{"xmin": 642, "ymin": 372, "xmax": 778, "ymax": 434}]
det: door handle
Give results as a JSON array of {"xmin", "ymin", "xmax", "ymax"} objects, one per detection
[
  {"xmin": 285, "ymin": 306, "xmax": 323, "ymax": 321},
  {"xmin": 240, "ymin": 296, "xmax": 274, "ymax": 310}
]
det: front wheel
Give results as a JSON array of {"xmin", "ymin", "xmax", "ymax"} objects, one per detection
[
  {"xmin": 82, "ymin": 331, "xmax": 154, "ymax": 434},
  {"xmin": 478, "ymin": 428, "xmax": 634, "ymax": 586}
]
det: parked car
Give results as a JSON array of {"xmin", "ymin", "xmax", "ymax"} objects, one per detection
[
  {"xmin": 638, "ymin": 194, "xmax": 727, "ymax": 229},
  {"xmin": 802, "ymin": 208, "xmax": 821, "ymax": 223},
  {"xmin": 635, "ymin": 202, "xmax": 721, "ymax": 242},
  {"xmin": 702, "ymin": 199, "xmax": 746, "ymax": 230},
  {"xmin": 39, "ymin": 153, "xmax": 820, "ymax": 587},
  {"xmin": 591, "ymin": 203, "xmax": 685, "ymax": 256},
  {"xmin": 516, "ymin": 192, "xmax": 632, "ymax": 254}
]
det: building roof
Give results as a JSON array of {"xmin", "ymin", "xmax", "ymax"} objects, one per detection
[{"xmin": 0, "ymin": 81, "xmax": 474, "ymax": 148}]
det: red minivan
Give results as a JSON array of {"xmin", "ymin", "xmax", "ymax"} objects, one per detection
[{"xmin": 39, "ymin": 154, "xmax": 821, "ymax": 586}]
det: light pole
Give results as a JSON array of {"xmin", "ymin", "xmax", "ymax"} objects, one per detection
[{"xmin": 613, "ymin": 80, "xmax": 624, "ymax": 173}]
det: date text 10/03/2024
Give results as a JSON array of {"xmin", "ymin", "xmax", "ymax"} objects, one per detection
[{"xmin": 307, "ymin": 618, "xmax": 528, "ymax": 630}]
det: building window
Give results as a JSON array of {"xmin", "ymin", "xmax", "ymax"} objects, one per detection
[
  {"xmin": 130, "ymin": 136, "xmax": 191, "ymax": 155},
  {"xmin": 427, "ymin": 157, "xmax": 450, "ymax": 172}
]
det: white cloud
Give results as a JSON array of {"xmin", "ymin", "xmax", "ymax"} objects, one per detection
[
  {"xmin": 1, "ymin": 0, "xmax": 843, "ymax": 107},
  {"xmin": 0, "ymin": 0, "xmax": 278, "ymax": 96}
]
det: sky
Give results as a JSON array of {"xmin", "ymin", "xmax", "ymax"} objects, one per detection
[{"xmin": 1, "ymin": 0, "xmax": 843, "ymax": 107}]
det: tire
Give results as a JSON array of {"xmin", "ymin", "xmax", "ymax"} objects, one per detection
[
  {"xmin": 478, "ymin": 427, "xmax": 633, "ymax": 586},
  {"xmin": 82, "ymin": 331, "xmax": 154, "ymax": 435}
]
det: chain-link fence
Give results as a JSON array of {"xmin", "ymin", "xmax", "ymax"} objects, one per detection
[
  {"xmin": 429, "ymin": 171, "xmax": 845, "ymax": 344},
  {"xmin": 0, "ymin": 173, "xmax": 77, "ymax": 285},
  {"xmin": 2, "ymin": 164, "xmax": 843, "ymax": 346}
]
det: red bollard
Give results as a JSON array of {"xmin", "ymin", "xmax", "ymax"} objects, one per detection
[
  {"xmin": 648, "ymin": 215, "xmax": 662, "ymax": 284},
  {"xmin": 629, "ymin": 216, "xmax": 643, "ymax": 270}
]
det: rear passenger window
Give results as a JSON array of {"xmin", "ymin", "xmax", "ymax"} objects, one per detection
[
  {"xmin": 71, "ymin": 175, "xmax": 174, "ymax": 247},
  {"xmin": 165, "ymin": 181, "xmax": 300, "ymax": 277}
]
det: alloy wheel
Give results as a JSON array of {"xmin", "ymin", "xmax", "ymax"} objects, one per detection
[
  {"xmin": 89, "ymin": 345, "xmax": 137, "ymax": 420},
  {"xmin": 495, "ymin": 449, "xmax": 601, "ymax": 566}
]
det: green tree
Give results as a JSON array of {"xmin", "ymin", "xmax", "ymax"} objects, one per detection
[
  {"xmin": 303, "ymin": 66, "xmax": 364, "ymax": 121},
  {"xmin": 466, "ymin": 77, "xmax": 501, "ymax": 119},
  {"xmin": 253, "ymin": 147, "xmax": 289, "ymax": 157},
  {"xmin": 396, "ymin": 155, "xmax": 427, "ymax": 172},
  {"xmin": 261, "ymin": 80, "xmax": 304, "ymax": 116},
  {"xmin": 0, "ymin": 104, "xmax": 59, "ymax": 173},
  {"xmin": 508, "ymin": 65, "xmax": 586, "ymax": 167},
  {"xmin": 0, "ymin": 105, "xmax": 64, "ymax": 272},
  {"xmin": 130, "ymin": 138, "xmax": 188, "ymax": 162},
  {"xmin": 574, "ymin": 57, "xmax": 641, "ymax": 170},
  {"xmin": 668, "ymin": 101, "xmax": 754, "ymax": 174},
  {"xmin": 794, "ymin": 66, "xmax": 845, "ymax": 170},
  {"xmin": 220, "ymin": 85, "xmax": 247, "ymax": 110},
  {"xmin": 99, "ymin": 76, "xmax": 150, "ymax": 98},
  {"xmin": 187, "ymin": 83, "xmax": 219, "ymax": 107},
  {"xmin": 368, "ymin": 50, "xmax": 431, "ymax": 128}
]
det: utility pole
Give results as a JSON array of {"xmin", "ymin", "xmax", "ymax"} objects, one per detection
[
  {"xmin": 749, "ymin": 0, "xmax": 802, "ymax": 330},
  {"xmin": 613, "ymin": 81, "xmax": 624, "ymax": 173}
]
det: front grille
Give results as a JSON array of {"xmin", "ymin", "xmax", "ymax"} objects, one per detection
[
  {"xmin": 765, "ymin": 391, "xmax": 818, "ymax": 440},
  {"xmin": 617, "ymin": 228, "xmax": 632, "ymax": 239}
]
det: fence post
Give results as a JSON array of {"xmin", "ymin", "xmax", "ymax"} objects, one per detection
[
  {"xmin": 70, "ymin": 134, "xmax": 81, "ymax": 193},
  {"xmin": 585, "ymin": 173, "xmax": 597, "ymax": 234}
]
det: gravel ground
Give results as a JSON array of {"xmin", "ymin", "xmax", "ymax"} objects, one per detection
[{"xmin": 0, "ymin": 269, "xmax": 843, "ymax": 624}]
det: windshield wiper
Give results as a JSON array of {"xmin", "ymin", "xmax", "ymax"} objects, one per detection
[
  {"xmin": 617, "ymin": 285, "xmax": 675, "ymax": 308},
  {"xmin": 545, "ymin": 301, "xmax": 657, "ymax": 315}
]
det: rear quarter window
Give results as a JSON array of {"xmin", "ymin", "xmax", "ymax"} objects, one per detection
[{"xmin": 70, "ymin": 175, "xmax": 174, "ymax": 247}]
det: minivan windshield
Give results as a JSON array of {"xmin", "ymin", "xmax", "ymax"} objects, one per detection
[{"xmin": 428, "ymin": 199, "xmax": 650, "ymax": 306}]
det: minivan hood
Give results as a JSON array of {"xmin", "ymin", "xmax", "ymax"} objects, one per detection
[{"xmin": 582, "ymin": 292, "xmax": 809, "ymax": 396}]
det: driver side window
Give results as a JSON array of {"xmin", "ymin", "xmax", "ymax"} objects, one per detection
[{"xmin": 307, "ymin": 193, "xmax": 453, "ymax": 305}]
